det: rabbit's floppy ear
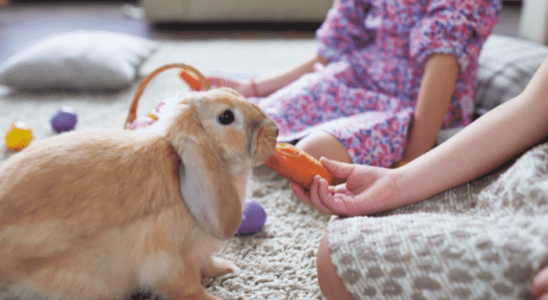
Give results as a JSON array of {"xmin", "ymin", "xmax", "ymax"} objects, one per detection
[{"xmin": 166, "ymin": 104, "xmax": 242, "ymax": 240}]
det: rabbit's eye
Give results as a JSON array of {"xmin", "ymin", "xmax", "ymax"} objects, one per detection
[{"xmin": 218, "ymin": 109, "xmax": 235, "ymax": 125}]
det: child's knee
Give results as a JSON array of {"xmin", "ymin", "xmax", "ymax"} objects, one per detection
[
  {"xmin": 296, "ymin": 131, "xmax": 352, "ymax": 163},
  {"xmin": 316, "ymin": 235, "xmax": 332, "ymax": 297},
  {"xmin": 316, "ymin": 234, "xmax": 354, "ymax": 300},
  {"xmin": 317, "ymin": 235, "xmax": 330, "ymax": 275},
  {"xmin": 296, "ymin": 132, "xmax": 325, "ymax": 156}
]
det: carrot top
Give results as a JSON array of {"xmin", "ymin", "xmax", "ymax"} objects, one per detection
[{"xmin": 179, "ymin": 70, "xmax": 204, "ymax": 91}]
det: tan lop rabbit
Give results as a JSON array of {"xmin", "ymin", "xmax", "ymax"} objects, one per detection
[{"xmin": 0, "ymin": 64, "xmax": 278, "ymax": 300}]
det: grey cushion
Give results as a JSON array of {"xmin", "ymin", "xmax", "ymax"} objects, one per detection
[
  {"xmin": 475, "ymin": 35, "xmax": 548, "ymax": 116},
  {"xmin": 438, "ymin": 36, "xmax": 548, "ymax": 144},
  {"xmin": 0, "ymin": 31, "xmax": 157, "ymax": 91}
]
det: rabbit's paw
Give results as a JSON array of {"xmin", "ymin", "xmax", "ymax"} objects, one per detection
[
  {"xmin": 202, "ymin": 256, "xmax": 238, "ymax": 278},
  {"xmin": 158, "ymin": 272, "xmax": 219, "ymax": 300}
]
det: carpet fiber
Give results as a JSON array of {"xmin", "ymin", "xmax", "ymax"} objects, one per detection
[{"xmin": 0, "ymin": 38, "xmax": 331, "ymax": 299}]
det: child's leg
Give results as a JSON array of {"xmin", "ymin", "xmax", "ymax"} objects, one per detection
[
  {"xmin": 296, "ymin": 132, "xmax": 352, "ymax": 185},
  {"xmin": 532, "ymin": 266, "xmax": 548, "ymax": 299},
  {"xmin": 295, "ymin": 131, "xmax": 352, "ymax": 164},
  {"xmin": 317, "ymin": 234, "xmax": 354, "ymax": 300}
]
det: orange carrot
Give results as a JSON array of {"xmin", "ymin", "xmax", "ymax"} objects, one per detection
[
  {"xmin": 178, "ymin": 70, "xmax": 204, "ymax": 91},
  {"xmin": 265, "ymin": 143, "xmax": 332, "ymax": 190}
]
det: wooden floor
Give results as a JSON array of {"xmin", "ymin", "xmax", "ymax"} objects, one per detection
[{"xmin": 0, "ymin": 2, "xmax": 523, "ymax": 65}]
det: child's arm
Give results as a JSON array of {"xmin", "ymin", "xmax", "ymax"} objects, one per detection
[
  {"xmin": 397, "ymin": 56, "xmax": 548, "ymax": 204},
  {"xmin": 400, "ymin": 53, "xmax": 459, "ymax": 163},
  {"xmin": 207, "ymin": 54, "xmax": 328, "ymax": 97},
  {"xmin": 253, "ymin": 54, "xmax": 329, "ymax": 96},
  {"xmin": 292, "ymin": 57, "xmax": 548, "ymax": 216}
]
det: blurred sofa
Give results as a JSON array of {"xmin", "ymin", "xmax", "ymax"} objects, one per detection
[{"xmin": 141, "ymin": 0, "xmax": 333, "ymax": 23}]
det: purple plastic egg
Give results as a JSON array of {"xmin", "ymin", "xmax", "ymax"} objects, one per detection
[
  {"xmin": 51, "ymin": 106, "xmax": 78, "ymax": 133},
  {"xmin": 236, "ymin": 200, "xmax": 267, "ymax": 237}
]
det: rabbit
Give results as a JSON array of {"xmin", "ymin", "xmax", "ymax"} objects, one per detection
[{"xmin": 0, "ymin": 87, "xmax": 279, "ymax": 300}]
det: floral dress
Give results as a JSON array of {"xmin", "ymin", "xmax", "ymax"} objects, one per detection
[{"xmin": 250, "ymin": 0, "xmax": 501, "ymax": 167}]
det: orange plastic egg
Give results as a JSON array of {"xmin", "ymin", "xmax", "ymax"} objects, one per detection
[{"xmin": 5, "ymin": 121, "xmax": 33, "ymax": 152}]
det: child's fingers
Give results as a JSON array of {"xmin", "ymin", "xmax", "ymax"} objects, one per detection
[
  {"xmin": 320, "ymin": 157, "xmax": 357, "ymax": 180},
  {"xmin": 316, "ymin": 177, "xmax": 338, "ymax": 213},
  {"xmin": 207, "ymin": 78, "xmax": 223, "ymax": 87},
  {"xmin": 321, "ymin": 183, "xmax": 359, "ymax": 217},
  {"xmin": 309, "ymin": 176, "xmax": 335, "ymax": 215},
  {"xmin": 330, "ymin": 193, "xmax": 356, "ymax": 216},
  {"xmin": 207, "ymin": 76, "xmax": 232, "ymax": 88},
  {"xmin": 290, "ymin": 182, "xmax": 313, "ymax": 207}
]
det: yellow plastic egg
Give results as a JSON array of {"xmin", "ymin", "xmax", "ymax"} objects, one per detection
[{"xmin": 5, "ymin": 121, "xmax": 33, "ymax": 152}]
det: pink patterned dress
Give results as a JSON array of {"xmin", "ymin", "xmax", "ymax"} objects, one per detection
[{"xmin": 250, "ymin": 0, "xmax": 501, "ymax": 167}]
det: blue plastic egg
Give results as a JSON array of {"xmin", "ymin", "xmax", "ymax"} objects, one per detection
[
  {"xmin": 51, "ymin": 106, "xmax": 78, "ymax": 133},
  {"xmin": 236, "ymin": 200, "xmax": 267, "ymax": 237}
]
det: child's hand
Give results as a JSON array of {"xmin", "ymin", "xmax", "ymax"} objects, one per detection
[
  {"xmin": 207, "ymin": 76, "xmax": 254, "ymax": 97},
  {"xmin": 290, "ymin": 158, "xmax": 403, "ymax": 217}
]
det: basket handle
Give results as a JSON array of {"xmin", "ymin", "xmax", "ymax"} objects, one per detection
[{"xmin": 124, "ymin": 63, "xmax": 211, "ymax": 129}]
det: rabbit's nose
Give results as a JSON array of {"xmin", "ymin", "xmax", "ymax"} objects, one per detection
[
  {"xmin": 252, "ymin": 120, "xmax": 278, "ymax": 162},
  {"xmin": 270, "ymin": 120, "xmax": 279, "ymax": 138}
]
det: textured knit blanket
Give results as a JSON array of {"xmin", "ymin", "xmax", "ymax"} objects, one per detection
[{"xmin": 329, "ymin": 142, "xmax": 548, "ymax": 299}]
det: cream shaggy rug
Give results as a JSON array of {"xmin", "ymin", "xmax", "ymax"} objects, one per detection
[{"xmin": 0, "ymin": 38, "xmax": 331, "ymax": 299}]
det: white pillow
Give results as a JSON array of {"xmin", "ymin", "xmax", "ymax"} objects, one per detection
[{"xmin": 0, "ymin": 31, "xmax": 157, "ymax": 91}]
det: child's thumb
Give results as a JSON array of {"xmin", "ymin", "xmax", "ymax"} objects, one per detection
[{"xmin": 320, "ymin": 157, "xmax": 356, "ymax": 179}]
